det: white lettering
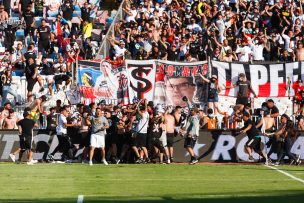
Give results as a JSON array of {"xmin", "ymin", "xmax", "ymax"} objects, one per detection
[
  {"xmin": 211, "ymin": 135, "xmax": 235, "ymax": 160},
  {"xmin": 249, "ymin": 65, "xmax": 268, "ymax": 97},
  {"xmin": 269, "ymin": 64, "xmax": 284, "ymax": 96},
  {"xmin": 1, "ymin": 134, "xmax": 19, "ymax": 159}
]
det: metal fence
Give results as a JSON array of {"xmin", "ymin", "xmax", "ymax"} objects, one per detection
[{"xmin": 96, "ymin": 0, "xmax": 127, "ymax": 59}]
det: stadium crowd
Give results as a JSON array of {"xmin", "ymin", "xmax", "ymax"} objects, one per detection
[
  {"xmin": 0, "ymin": 0, "xmax": 302, "ymax": 166},
  {"xmin": 108, "ymin": 0, "xmax": 304, "ymax": 62},
  {"xmin": 2, "ymin": 93, "xmax": 302, "ymax": 166},
  {"xmin": 0, "ymin": 0, "xmax": 107, "ymax": 104}
]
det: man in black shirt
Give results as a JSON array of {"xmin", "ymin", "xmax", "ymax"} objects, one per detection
[
  {"xmin": 18, "ymin": 0, "xmax": 33, "ymax": 15},
  {"xmin": 81, "ymin": 2, "xmax": 91, "ymax": 22},
  {"xmin": 167, "ymin": 45, "xmax": 180, "ymax": 61},
  {"xmin": 105, "ymin": 108, "xmax": 120, "ymax": 163},
  {"xmin": 266, "ymin": 99, "xmax": 280, "ymax": 118},
  {"xmin": 22, "ymin": 5, "xmax": 35, "ymax": 43},
  {"xmin": 40, "ymin": 57, "xmax": 55, "ymax": 95},
  {"xmin": 25, "ymin": 57, "xmax": 43, "ymax": 101},
  {"xmin": 226, "ymin": 73, "xmax": 257, "ymax": 106},
  {"xmin": 240, "ymin": 111, "xmax": 268, "ymax": 164},
  {"xmin": 17, "ymin": 110, "xmax": 38, "ymax": 165},
  {"xmin": 62, "ymin": 0, "xmax": 74, "ymax": 21},
  {"xmin": 37, "ymin": 19, "xmax": 51, "ymax": 59}
]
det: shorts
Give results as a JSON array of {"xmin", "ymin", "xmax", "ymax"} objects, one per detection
[
  {"xmin": 184, "ymin": 137, "xmax": 196, "ymax": 149},
  {"xmin": 27, "ymin": 78, "xmax": 38, "ymax": 91},
  {"xmin": 79, "ymin": 131, "xmax": 90, "ymax": 148},
  {"xmin": 38, "ymin": 40, "xmax": 50, "ymax": 52},
  {"xmin": 90, "ymin": 133, "xmax": 105, "ymax": 148},
  {"xmin": 246, "ymin": 136, "xmax": 262, "ymax": 152},
  {"xmin": 236, "ymin": 97, "xmax": 248, "ymax": 106},
  {"xmin": 208, "ymin": 95, "xmax": 219, "ymax": 102},
  {"xmin": 41, "ymin": 75, "xmax": 54, "ymax": 83},
  {"xmin": 134, "ymin": 133, "xmax": 147, "ymax": 148},
  {"xmin": 166, "ymin": 133, "xmax": 175, "ymax": 147},
  {"xmin": 159, "ymin": 131, "xmax": 167, "ymax": 147},
  {"xmin": 151, "ymin": 138, "xmax": 165, "ymax": 153},
  {"xmin": 54, "ymin": 74, "xmax": 70, "ymax": 85},
  {"xmin": 25, "ymin": 26, "xmax": 35, "ymax": 36},
  {"xmin": 19, "ymin": 135, "xmax": 34, "ymax": 150}
]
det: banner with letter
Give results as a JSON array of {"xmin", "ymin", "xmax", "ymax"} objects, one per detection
[
  {"xmin": 154, "ymin": 60, "xmax": 209, "ymax": 107},
  {"xmin": 211, "ymin": 60, "xmax": 304, "ymax": 97},
  {"xmin": 125, "ymin": 60, "xmax": 156, "ymax": 102},
  {"xmin": 78, "ymin": 60, "xmax": 129, "ymax": 104},
  {"xmin": 1, "ymin": 130, "xmax": 303, "ymax": 162}
]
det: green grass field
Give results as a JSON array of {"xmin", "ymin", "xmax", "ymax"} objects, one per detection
[{"xmin": 0, "ymin": 163, "xmax": 303, "ymax": 203}]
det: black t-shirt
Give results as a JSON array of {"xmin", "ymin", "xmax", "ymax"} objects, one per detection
[
  {"xmin": 167, "ymin": 49, "xmax": 180, "ymax": 61},
  {"xmin": 268, "ymin": 105, "xmax": 279, "ymax": 115},
  {"xmin": 107, "ymin": 115, "xmax": 120, "ymax": 134},
  {"xmin": 81, "ymin": 7, "xmax": 91, "ymax": 22},
  {"xmin": 24, "ymin": 51, "xmax": 36, "ymax": 65},
  {"xmin": 17, "ymin": 118, "xmax": 36, "ymax": 137},
  {"xmin": 41, "ymin": 62, "xmax": 54, "ymax": 75},
  {"xmin": 62, "ymin": 4, "xmax": 74, "ymax": 21},
  {"xmin": 19, "ymin": 0, "xmax": 33, "ymax": 12},
  {"xmin": 38, "ymin": 26, "xmax": 51, "ymax": 41},
  {"xmin": 236, "ymin": 80, "xmax": 252, "ymax": 98},
  {"xmin": 25, "ymin": 63, "xmax": 37, "ymax": 79},
  {"xmin": 47, "ymin": 113, "xmax": 57, "ymax": 130},
  {"xmin": 23, "ymin": 11, "xmax": 35, "ymax": 26},
  {"xmin": 242, "ymin": 119, "xmax": 259, "ymax": 139}
]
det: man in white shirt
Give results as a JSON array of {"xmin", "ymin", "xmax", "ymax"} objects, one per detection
[
  {"xmin": 250, "ymin": 39, "xmax": 265, "ymax": 61},
  {"xmin": 86, "ymin": 108, "xmax": 109, "ymax": 165},
  {"xmin": 48, "ymin": 106, "xmax": 79, "ymax": 161},
  {"xmin": 132, "ymin": 99, "xmax": 150, "ymax": 163},
  {"xmin": 109, "ymin": 38, "xmax": 127, "ymax": 59},
  {"xmin": 235, "ymin": 40, "xmax": 252, "ymax": 62}
]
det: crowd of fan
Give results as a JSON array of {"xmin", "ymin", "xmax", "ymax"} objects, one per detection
[
  {"xmin": 1, "ymin": 94, "xmax": 301, "ymax": 166},
  {"xmin": 108, "ymin": 0, "xmax": 304, "ymax": 62},
  {"xmin": 0, "ymin": 0, "xmax": 107, "ymax": 105}
]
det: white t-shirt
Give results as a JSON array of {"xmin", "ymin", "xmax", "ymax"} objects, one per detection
[
  {"xmin": 235, "ymin": 45, "xmax": 252, "ymax": 62},
  {"xmin": 136, "ymin": 111, "xmax": 149, "ymax": 134},
  {"xmin": 126, "ymin": 9, "xmax": 137, "ymax": 22},
  {"xmin": 251, "ymin": 44, "xmax": 264, "ymax": 60},
  {"xmin": 56, "ymin": 114, "xmax": 67, "ymax": 135},
  {"xmin": 113, "ymin": 45, "xmax": 126, "ymax": 58}
]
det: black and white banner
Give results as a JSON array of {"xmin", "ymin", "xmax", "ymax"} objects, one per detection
[
  {"xmin": 211, "ymin": 61, "xmax": 304, "ymax": 97},
  {"xmin": 0, "ymin": 130, "xmax": 303, "ymax": 162}
]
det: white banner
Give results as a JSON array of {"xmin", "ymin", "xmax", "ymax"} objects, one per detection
[{"xmin": 125, "ymin": 60, "xmax": 156, "ymax": 102}]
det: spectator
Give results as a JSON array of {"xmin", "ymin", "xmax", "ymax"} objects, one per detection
[
  {"xmin": 37, "ymin": 19, "xmax": 51, "ymax": 60},
  {"xmin": 0, "ymin": 4, "xmax": 9, "ymax": 22}
]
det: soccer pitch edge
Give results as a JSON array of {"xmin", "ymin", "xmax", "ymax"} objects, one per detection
[{"xmin": 74, "ymin": 165, "xmax": 304, "ymax": 203}]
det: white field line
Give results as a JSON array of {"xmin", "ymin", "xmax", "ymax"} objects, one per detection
[
  {"xmin": 77, "ymin": 195, "xmax": 84, "ymax": 203},
  {"xmin": 265, "ymin": 165, "xmax": 304, "ymax": 184}
]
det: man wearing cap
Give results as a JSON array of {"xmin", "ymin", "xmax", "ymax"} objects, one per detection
[
  {"xmin": 109, "ymin": 37, "xmax": 127, "ymax": 60},
  {"xmin": 226, "ymin": 73, "xmax": 257, "ymax": 106},
  {"xmin": 240, "ymin": 111, "xmax": 269, "ymax": 164}
]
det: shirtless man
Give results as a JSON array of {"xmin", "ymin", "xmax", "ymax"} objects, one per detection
[
  {"xmin": 295, "ymin": 42, "xmax": 304, "ymax": 61},
  {"xmin": 0, "ymin": 102, "xmax": 12, "ymax": 128},
  {"xmin": 164, "ymin": 106, "xmax": 183, "ymax": 162},
  {"xmin": 27, "ymin": 95, "xmax": 47, "ymax": 121},
  {"xmin": 2, "ymin": 109, "xmax": 18, "ymax": 129},
  {"xmin": 0, "ymin": 5, "xmax": 9, "ymax": 22}
]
